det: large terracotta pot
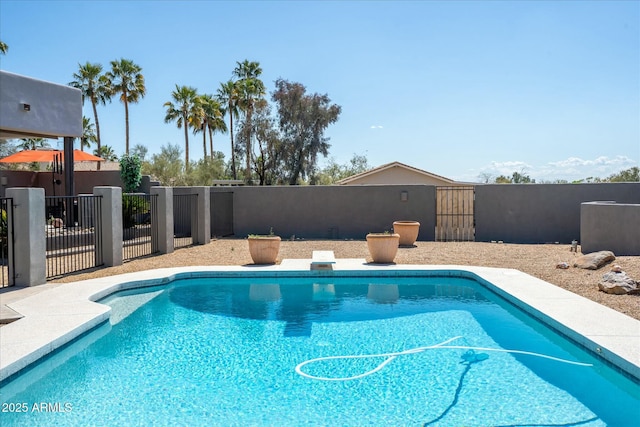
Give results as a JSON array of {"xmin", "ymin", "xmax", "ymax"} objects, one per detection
[
  {"xmin": 393, "ymin": 221, "xmax": 420, "ymax": 246},
  {"xmin": 366, "ymin": 233, "xmax": 400, "ymax": 263},
  {"xmin": 248, "ymin": 236, "xmax": 281, "ymax": 264}
]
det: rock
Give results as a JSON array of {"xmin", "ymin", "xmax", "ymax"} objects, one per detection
[
  {"xmin": 599, "ymin": 271, "xmax": 640, "ymax": 295},
  {"xmin": 610, "ymin": 264, "xmax": 623, "ymax": 273},
  {"xmin": 574, "ymin": 251, "xmax": 615, "ymax": 270},
  {"xmin": 556, "ymin": 262, "xmax": 570, "ymax": 269}
]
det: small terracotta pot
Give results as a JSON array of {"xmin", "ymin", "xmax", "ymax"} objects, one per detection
[
  {"xmin": 366, "ymin": 233, "xmax": 400, "ymax": 263},
  {"xmin": 393, "ymin": 221, "xmax": 420, "ymax": 246},
  {"xmin": 248, "ymin": 236, "xmax": 281, "ymax": 264}
]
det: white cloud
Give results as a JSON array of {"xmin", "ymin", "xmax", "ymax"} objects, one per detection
[
  {"xmin": 370, "ymin": 125, "xmax": 383, "ymax": 129},
  {"xmin": 477, "ymin": 161, "xmax": 533, "ymax": 177},
  {"xmin": 548, "ymin": 155, "xmax": 634, "ymax": 168},
  {"xmin": 537, "ymin": 155, "xmax": 636, "ymax": 181},
  {"xmin": 461, "ymin": 155, "xmax": 637, "ymax": 183}
]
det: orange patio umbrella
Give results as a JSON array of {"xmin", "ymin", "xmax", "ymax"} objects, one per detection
[{"xmin": 0, "ymin": 149, "xmax": 104, "ymax": 163}]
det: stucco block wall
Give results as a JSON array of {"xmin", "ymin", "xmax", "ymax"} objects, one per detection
[
  {"xmin": 0, "ymin": 71, "xmax": 81, "ymax": 138},
  {"xmin": 210, "ymin": 185, "xmax": 436, "ymax": 240},
  {"xmin": 580, "ymin": 202, "xmax": 640, "ymax": 256},
  {"xmin": 0, "ymin": 170, "xmax": 38, "ymax": 197},
  {"xmin": 475, "ymin": 183, "xmax": 640, "ymax": 243},
  {"xmin": 0, "ymin": 170, "xmax": 151, "ymax": 197}
]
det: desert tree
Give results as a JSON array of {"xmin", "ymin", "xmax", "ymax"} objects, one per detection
[{"xmin": 271, "ymin": 79, "xmax": 341, "ymax": 184}]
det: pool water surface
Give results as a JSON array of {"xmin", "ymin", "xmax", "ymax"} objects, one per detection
[{"xmin": 1, "ymin": 276, "xmax": 638, "ymax": 426}]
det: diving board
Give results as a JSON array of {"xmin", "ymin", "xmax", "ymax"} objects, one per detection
[{"xmin": 311, "ymin": 251, "xmax": 336, "ymax": 271}]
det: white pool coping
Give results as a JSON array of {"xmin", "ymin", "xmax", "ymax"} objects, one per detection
[{"xmin": 1, "ymin": 259, "xmax": 639, "ymax": 383}]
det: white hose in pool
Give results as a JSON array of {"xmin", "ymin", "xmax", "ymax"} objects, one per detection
[{"xmin": 295, "ymin": 336, "xmax": 593, "ymax": 381}]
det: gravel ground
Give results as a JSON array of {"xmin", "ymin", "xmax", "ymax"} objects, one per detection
[{"xmin": 52, "ymin": 239, "xmax": 640, "ymax": 320}]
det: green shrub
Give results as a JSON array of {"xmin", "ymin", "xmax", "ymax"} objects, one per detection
[{"xmin": 122, "ymin": 195, "xmax": 150, "ymax": 229}]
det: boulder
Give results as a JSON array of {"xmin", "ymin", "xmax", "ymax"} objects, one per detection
[
  {"xmin": 598, "ymin": 271, "xmax": 640, "ymax": 295},
  {"xmin": 574, "ymin": 251, "xmax": 615, "ymax": 270}
]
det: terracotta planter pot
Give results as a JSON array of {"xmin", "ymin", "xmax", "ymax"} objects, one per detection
[
  {"xmin": 248, "ymin": 236, "xmax": 281, "ymax": 264},
  {"xmin": 366, "ymin": 233, "xmax": 400, "ymax": 263},
  {"xmin": 393, "ymin": 221, "xmax": 420, "ymax": 246}
]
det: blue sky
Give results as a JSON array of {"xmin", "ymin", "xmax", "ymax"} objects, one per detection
[{"xmin": 1, "ymin": 0, "xmax": 638, "ymax": 182}]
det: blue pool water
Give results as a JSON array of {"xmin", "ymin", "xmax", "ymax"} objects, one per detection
[{"xmin": 1, "ymin": 275, "xmax": 638, "ymax": 426}]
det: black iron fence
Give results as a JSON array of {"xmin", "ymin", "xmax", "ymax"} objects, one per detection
[
  {"xmin": 0, "ymin": 197, "xmax": 14, "ymax": 287},
  {"xmin": 123, "ymin": 193, "xmax": 158, "ymax": 261},
  {"xmin": 45, "ymin": 195, "xmax": 103, "ymax": 279},
  {"xmin": 174, "ymin": 193, "xmax": 197, "ymax": 249}
]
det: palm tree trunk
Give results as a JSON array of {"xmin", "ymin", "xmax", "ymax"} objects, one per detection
[
  {"xmin": 244, "ymin": 106, "xmax": 252, "ymax": 183},
  {"xmin": 92, "ymin": 99, "xmax": 102, "ymax": 170},
  {"xmin": 208, "ymin": 126, "xmax": 214, "ymax": 162},
  {"xmin": 184, "ymin": 127, "xmax": 190, "ymax": 169},
  {"xmin": 124, "ymin": 89, "xmax": 130, "ymax": 154},
  {"xmin": 183, "ymin": 113, "xmax": 190, "ymax": 170},
  {"xmin": 230, "ymin": 110, "xmax": 236, "ymax": 180},
  {"xmin": 202, "ymin": 127, "xmax": 207, "ymax": 159}
]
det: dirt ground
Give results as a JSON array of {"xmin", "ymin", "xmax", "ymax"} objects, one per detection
[{"xmin": 51, "ymin": 239, "xmax": 640, "ymax": 321}]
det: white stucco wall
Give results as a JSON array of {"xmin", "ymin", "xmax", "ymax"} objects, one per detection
[{"xmin": 0, "ymin": 70, "xmax": 82, "ymax": 138}]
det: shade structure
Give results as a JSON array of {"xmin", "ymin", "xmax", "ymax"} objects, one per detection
[{"xmin": 0, "ymin": 149, "xmax": 104, "ymax": 163}]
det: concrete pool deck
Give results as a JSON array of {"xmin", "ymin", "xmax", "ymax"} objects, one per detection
[{"xmin": 1, "ymin": 259, "xmax": 639, "ymax": 383}]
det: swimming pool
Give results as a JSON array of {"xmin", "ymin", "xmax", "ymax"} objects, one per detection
[{"xmin": 1, "ymin": 272, "xmax": 638, "ymax": 426}]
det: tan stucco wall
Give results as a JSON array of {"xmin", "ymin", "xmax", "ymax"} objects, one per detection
[{"xmin": 342, "ymin": 166, "xmax": 459, "ymax": 186}]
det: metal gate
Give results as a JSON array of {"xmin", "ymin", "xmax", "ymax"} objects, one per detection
[
  {"xmin": 45, "ymin": 195, "xmax": 104, "ymax": 279},
  {"xmin": 123, "ymin": 193, "xmax": 158, "ymax": 261},
  {"xmin": 1, "ymin": 197, "xmax": 14, "ymax": 287},
  {"xmin": 436, "ymin": 186, "xmax": 475, "ymax": 241}
]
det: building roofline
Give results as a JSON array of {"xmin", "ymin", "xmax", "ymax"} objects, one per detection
[{"xmin": 337, "ymin": 161, "xmax": 457, "ymax": 184}]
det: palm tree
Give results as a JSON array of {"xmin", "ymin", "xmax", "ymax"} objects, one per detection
[
  {"xmin": 236, "ymin": 79, "xmax": 265, "ymax": 182},
  {"xmin": 164, "ymin": 85, "xmax": 198, "ymax": 169},
  {"xmin": 0, "ymin": 40, "xmax": 8, "ymax": 55},
  {"xmin": 79, "ymin": 116, "xmax": 97, "ymax": 151},
  {"xmin": 106, "ymin": 59, "xmax": 146, "ymax": 154},
  {"xmin": 199, "ymin": 94, "xmax": 227, "ymax": 162},
  {"xmin": 94, "ymin": 145, "xmax": 118, "ymax": 162},
  {"xmin": 69, "ymin": 62, "xmax": 111, "ymax": 168},
  {"xmin": 191, "ymin": 95, "xmax": 207, "ymax": 160},
  {"xmin": 17, "ymin": 138, "xmax": 50, "ymax": 150},
  {"xmin": 217, "ymin": 80, "xmax": 240, "ymax": 179},
  {"xmin": 233, "ymin": 60, "xmax": 265, "ymax": 182},
  {"xmin": 233, "ymin": 59, "xmax": 263, "ymax": 81}
]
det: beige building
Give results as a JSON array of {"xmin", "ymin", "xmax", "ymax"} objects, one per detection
[
  {"xmin": 338, "ymin": 161, "xmax": 475, "ymax": 241},
  {"xmin": 337, "ymin": 161, "xmax": 468, "ymax": 186}
]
